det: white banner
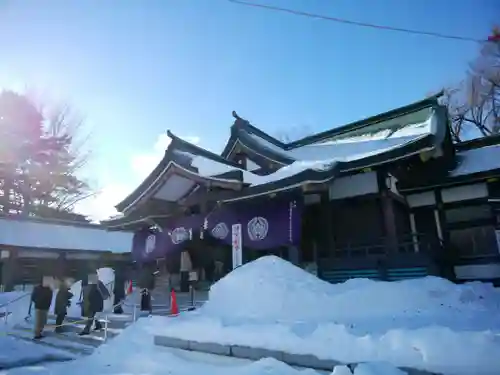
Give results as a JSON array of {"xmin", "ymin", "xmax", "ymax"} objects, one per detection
[{"xmin": 231, "ymin": 223, "xmax": 243, "ymax": 269}]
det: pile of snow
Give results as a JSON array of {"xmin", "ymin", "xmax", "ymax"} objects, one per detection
[
  {"xmin": 65, "ymin": 267, "xmax": 116, "ymax": 317},
  {"xmin": 0, "ymin": 291, "xmax": 32, "ymax": 326},
  {"xmin": 203, "ymin": 256, "xmax": 500, "ymax": 328},
  {"xmin": 204, "ymin": 255, "xmax": 334, "ymax": 322},
  {"xmin": 24, "ymin": 317, "xmax": 324, "ymax": 375},
  {"xmin": 0, "ymin": 336, "xmax": 73, "ymax": 370},
  {"xmin": 155, "ymin": 256, "xmax": 500, "ymax": 375}
]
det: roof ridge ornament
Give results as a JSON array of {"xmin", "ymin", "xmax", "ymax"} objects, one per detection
[{"xmin": 232, "ymin": 111, "xmax": 241, "ymax": 120}]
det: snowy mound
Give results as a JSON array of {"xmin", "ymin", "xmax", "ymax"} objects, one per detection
[
  {"xmin": 65, "ymin": 267, "xmax": 115, "ymax": 316},
  {"xmin": 203, "ymin": 256, "xmax": 500, "ymax": 323},
  {"xmin": 204, "ymin": 255, "xmax": 339, "ymax": 322}
]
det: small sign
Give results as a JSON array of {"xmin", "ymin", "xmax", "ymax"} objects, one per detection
[
  {"xmin": 0, "ymin": 250, "xmax": 9, "ymax": 259},
  {"xmin": 189, "ymin": 271, "xmax": 198, "ymax": 282}
]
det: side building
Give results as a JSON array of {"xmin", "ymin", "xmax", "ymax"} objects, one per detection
[
  {"xmin": 0, "ymin": 215, "xmax": 133, "ymax": 291},
  {"xmin": 102, "ymin": 93, "xmax": 500, "ymax": 286}
]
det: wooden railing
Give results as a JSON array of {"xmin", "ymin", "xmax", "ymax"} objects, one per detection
[
  {"xmin": 324, "ymin": 233, "xmax": 442, "ymax": 259},
  {"xmin": 318, "ymin": 233, "xmax": 443, "ymax": 284}
]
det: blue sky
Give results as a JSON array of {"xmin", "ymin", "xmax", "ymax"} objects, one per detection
[{"xmin": 0, "ymin": 0, "xmax": 496, "ymax": 220}]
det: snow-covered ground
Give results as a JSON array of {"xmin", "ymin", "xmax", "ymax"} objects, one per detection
[
  {"xmin": 2, "ymin": 257, "xmax": 500, "ymax": 374},
  {"xmin": 1, "ymin": 267, "xmax": 119, "ymax": 323},
  {"xmin": 0, "ymin": 316, "xmax": 398, "ymax": 375},
  {"xmin": 0, "ymin": 268, "xmax": 123, "ymax": 371},
  {"xmin": 152, "ymin": 256, "xmax": 500, "ymax": 375}
]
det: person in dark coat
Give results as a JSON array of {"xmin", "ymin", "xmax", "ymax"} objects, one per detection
[
  {"xmin": 30, "ymin": 277, "xmax": 53, "ymax": 340},
  {"xmin": 54, "ymin": 280, "xmax": 74, "ymax": 333},
  {"xmin": 140, "ymin": 288, "xmax": 152, "ymax": 314},
  {"xmin": 113, "ymin": 271, "xmax": 126, "ymax": 314},
  {"xmin": 139, "ymin": 270, "xmax": 155, "ymax": 314},
  {"xmin": 79, "ymin": 278, "xmax": 104, "ymax": 335}
]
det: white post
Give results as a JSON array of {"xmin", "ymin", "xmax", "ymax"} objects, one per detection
[
  {"xmin": 132, "ymin": 303, "xmax": 137, "ymax": 322},
  {"xmin": 231, "ymin": 224, "xmax": 243, "ymax": 269},
  {"xmin": 433, "ymin": 209, "xmax": 443, "ymax": 241},
  {"xmin": 409, "ymin": 213, "xmax": 420, "ymax": 253},
  {"xmin": 104, "ymin": 315, "xmax": 109, "ymax": 342}
]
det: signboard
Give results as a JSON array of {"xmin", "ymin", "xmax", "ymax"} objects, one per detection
[
  {"xmin": 189, "ymin": 271, "xmax": 198, "ymax": 282},
  {"xmin": 231, "ymin": 223, "xmax": 243, "ymax": 269}
]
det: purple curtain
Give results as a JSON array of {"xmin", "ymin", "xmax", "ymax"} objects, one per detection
[{"xmin": 132, "ymin": 199, "xmax": 302, "ymax": 262}]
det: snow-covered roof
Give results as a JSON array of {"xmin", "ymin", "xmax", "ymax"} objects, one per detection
[
  {"xmin": 451, "ymin": 145, "xmax": 500, "ymax": 177},
  {"xmin": 0, "ymin": 216, "xmax": 132, "ymax": 252},
  {"xmin": 109, "ymin": 94, "xmax": 451, "ymax": 222},
  {"xmin": 397, "ymin": 142, "xmax": 500, "ymax": 193},
  {"xmin": 224, "ymin": 95, "xmax": 442, "ymax": 167},
  {"xmin": 246, "ymin": 115, "xmax": 433, "ymax": 162},
  {"xmin": 114, "ymin": 132, "xmax": 246, "ymax": 215}
]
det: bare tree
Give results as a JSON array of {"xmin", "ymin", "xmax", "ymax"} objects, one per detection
[
  {"xmin": 42, "ymin": 102, "xmax": 96, "ymax": 212},
  {"xmin": 443, "ymin": 38, "xmax": 499, "ymax": 141}
]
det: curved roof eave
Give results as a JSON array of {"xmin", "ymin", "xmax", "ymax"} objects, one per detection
[
  {"xmin": 221, "ymin": 111, "xmax": 289, "ymax": 161},
  {"xmin": 115, "ymin": 150, "xmax": 172, "ymax": 213},
  {"xmin": 101, "ymin": 213, "xmax": 172, "ymax": 231},
  {"xmin": 115, "ymin": 133, "xmax": 245, "ymax": 214},
  {"xmin": 167, "ymin": 130, "xmax": 242, "ymax": 168},
  {"xmin": 231, "ymin": 128, "xmax": 293, "ymax": 165},
  {"xmin": 119, "ymin": 161, "xmax": 244, "ymax": 215}
]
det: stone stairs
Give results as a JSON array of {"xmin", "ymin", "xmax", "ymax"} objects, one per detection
[
  {"xmin": 7, "ymin": 313, "xmax": 133, "ymax": 356},
  {"xmin": 126, "ymin": 288, "xmax": 208, "ymax": 313}
]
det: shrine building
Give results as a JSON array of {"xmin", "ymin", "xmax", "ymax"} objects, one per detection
[{"xmin": 102, "ymin": 93, "xmax": 500, "ymax": 286}]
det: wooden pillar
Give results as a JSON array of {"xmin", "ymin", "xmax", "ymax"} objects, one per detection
[
  {"xmin": 378, "ymin": 172, "xmax": 398, "ymax": 252},
  {"xmin": 1, "ymin": 248, "xmax": 18, "ymax": 292},
  {"xmin": 320, "ymin": 191, "xmax": 334, "ymax": 258},
  {"xmin": 55, "ymin": 252, "xmax": 67, "ymax": 281},
  {"xmin": 434, "ymin": 189, "xmax": 456, "ymax": 280}
]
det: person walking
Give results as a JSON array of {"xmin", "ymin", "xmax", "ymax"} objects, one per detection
[
  {"xmin": 139, "ymin": 270, "xmax": 155, "ymax": 315},
  {"xmin": 54, "ymin": 279, "xmax": 73, "ymax": 333},
  {"xmin": 113, "ymin": 270, "xmax": 126, "ymax": 314},
  {"xmin": 30, "ymin": 277, "xmax": 53, "ymax": 340},
  {"xmin": 79, "ymin": 276, "xmax": 104, "ymax": 336}
]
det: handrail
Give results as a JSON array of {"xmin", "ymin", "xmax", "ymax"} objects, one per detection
[
  {"xmin": 0, "ymin": 292, "xmax": 31, "ymax": 309},
  {"xmin": 1, "ymin": 280, "xmax": 136, "ymax": 343}
]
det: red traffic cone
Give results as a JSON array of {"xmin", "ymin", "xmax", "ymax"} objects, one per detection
[
  {"xmin": 126, "ymin": 281, "xmax": 133, "ymax": 295},
  {"xmin": 488, "ymin": 27, "xmax": 500, "ymax": 42},
  {"xmin": 170, "ymin": 288, "xmax": 179, "ymax": 316}
]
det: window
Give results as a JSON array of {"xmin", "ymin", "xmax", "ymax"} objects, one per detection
[
  {"xmin": 445, "ymin": 205, "xmax": 492, "ymax": 224},
  {"xmin": 449, "ymin": 226, "xmax": 498, "ymax": 257}
]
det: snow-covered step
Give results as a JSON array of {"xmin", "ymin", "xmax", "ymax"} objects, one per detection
[
  {"xmin": 48, "ymin": 314, "xmax": 132, "ymax": 330},
  {"xmin": 14, "ymin": 321, "xmax": 117, "ymax": 346},
  {"xmin": 8, "ymin": 326, "xmax": 95, "ymax": 356},
  {"xmin": 43, "ymin": 320, "xmax": 122, "ymax": 339}
]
